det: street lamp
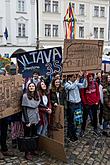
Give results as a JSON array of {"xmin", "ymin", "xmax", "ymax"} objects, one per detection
[{"xmin": 36, "ymin": 0, "xmax": 39, "ymax": 49}]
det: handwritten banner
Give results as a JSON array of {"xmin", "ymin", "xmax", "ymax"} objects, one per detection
[
  {"xmin": 0, "ymin": 75, "xmax": 22, "ymax": 119},
  {"xmin": 63, "ymin": 39, "xmax": 103, "ymax": 74},
  {"xmin": 17, "ymin": 47, "xmax": 62, "ymax": 78}
]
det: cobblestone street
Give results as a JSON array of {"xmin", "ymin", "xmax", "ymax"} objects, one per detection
[{"xmin": 0, "ymin": 127, "xmax": 110, "ymax": 165}]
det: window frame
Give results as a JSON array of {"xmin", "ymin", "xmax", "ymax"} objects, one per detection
[
  {"xmin": 94, "ymin": 6, "xmax": 99, "ymax": 17},
  {"xmin": 100, "ymin": 7, "xmax": 105, "ymax": 17},
  {"xmin": 53, "ymin": 24, "xmax": 58, "ymax": 37},
  {"xmin": 100, "ymin": 28, "xmax": 104, "ymax": 38},
  {"xmin": 45, "ymin": 24, "xmax": 51, "ymax": 37},
  {"xmin": 45, "ymin": 0, "xmax": 51, "ymax": 12},
  {"xmin": 52, "ymin": 1, "xmax": 58, "ymax": 13},
  {"xmin": 94, "ymin": 27, "xmax": 98, "ymax": 38},
  {"xmin": 18, "ymin": 23, "xmax": 26, "ymax": 37},
  {"xmin": 79, "ymin": 26, "xmax": 84, "ymax": 38},
  {"xmin": 79, "ymin": 4, "xmax": 85, "ymax": 16}
]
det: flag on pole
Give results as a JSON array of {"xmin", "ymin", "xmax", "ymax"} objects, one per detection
[
  {"xmin": 4, "ymin": 27, "xmax": 8, "ymax": 40},
  {"xmin": 64, "ymin": 2, "xmax": 77, "ymax": 39}
]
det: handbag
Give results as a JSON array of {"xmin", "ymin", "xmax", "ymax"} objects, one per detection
[{"xmin": 17, "ymin": 136, "xmax": 39, "ymax": 152}]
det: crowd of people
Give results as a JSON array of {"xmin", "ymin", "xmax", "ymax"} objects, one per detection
[{"xmin": 0, "ymin": 69, "xmax": 110, "ymax": 160}]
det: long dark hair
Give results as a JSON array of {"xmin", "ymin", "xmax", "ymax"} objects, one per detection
[
  {"xmin": 37, "ymin": 81, "xmax": 48, "ymax": 96},
  {"xmin": 27, "ymin": 82, "xmax": 39, "ymax": 101}
]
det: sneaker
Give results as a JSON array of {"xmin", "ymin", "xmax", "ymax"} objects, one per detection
[
  {"xmin": 80, "ymin": 130, "xmax": 85, "ymax": 137},
  {"xmin": 25, "ymin": 152, "xmax": 32, "ymax": 160},
  {"xmin": 31, "ymin": 150, "xmax": 39, "ymax": 156},
  {"xmin": 0, "ymin": 152, "xmax": 4, "ymax": 160},
  {"xmin": 99, "ymin": 125, "xmax": 103, "ymax": 130},
  {"xmin": 102, "ymin": 131, "xmax": 109, "ymax": 137},
  {"xmin": 12, "ymin": 139, "xmax": 17, "ymax": 148},
  {"xmin": 2, "ymin": 151, "xmax": 14, "ymax": 157},
  {"xmin": 93, "ymin": 129, "xmax": 101, "ymax": 136},
  {"xmin": 69, "ymin": 135, "xmax": 78, "ymax": 142}
]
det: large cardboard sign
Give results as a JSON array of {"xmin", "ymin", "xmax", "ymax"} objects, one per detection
[
  {"xmin": 63, "ymin": 39, "xmax": 103, "ymax": 74},
  {"xmin": 49, "ymin": 105, "xmax": 64, "ymax": 144},
  {"xmin": 38, "ymin": 135, "xmax": 67, "ymax": 163},
  {"xmin": 0, "ymin": 75, "xmax": 22, "ymax": 119},
  {"xmin": 16, "ymin": 47, "xmax": 62, "ymax": 78}
]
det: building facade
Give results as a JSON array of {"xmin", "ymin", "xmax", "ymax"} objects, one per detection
[
  {"xmin": 38, "ymin": 0, "xmax": 109, "ymax": 51},
  {"xmin": 0, "ymin": 0, "xmax": 36, "ymax": 57},
  {"xmin": 0, "ymin": 0, "xmax": 109, "ymax": 57}
]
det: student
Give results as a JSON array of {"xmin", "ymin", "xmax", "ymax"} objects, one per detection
[
  {"xmin": 37, "ymin": 81, "xmax": 52, "ymax": 136},
  {"xmin": 50, "ymin": 78, "xmax": 67, "ymax": 130},
  {"xmin": 64, "ymin": 73, "xmax": 87, "ymax": 141},
  {"xmin": 103, "ymin": 74, "xmax": 110, "ymax": 136},
  {"xmin": 0, "ymin": 70, "xmax": 14, "ymax": 159},
  {"xmin": 80, "ymin": 73, "xmax": 100, "ymax": 137},
  {"xmin": 26, "ymin": 69, "xmax": 41, "ymax": 88},
  {"xmin": 22, "ymin": 82, "xmax": 40, "ymax": 160}
]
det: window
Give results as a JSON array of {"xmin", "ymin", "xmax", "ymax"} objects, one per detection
[
  {"xmin": 52, "ymin": 1, "xmax": 58, "ymax": 13},
  {"xmin": 53, "ymin": 25, "xmax": 58, "ymax": 37},
  {"xmin": 79, "ymin": 26, "xmax": 84, "ymax": 38},
  {"xmin": 18, "ymin": 0, "xmax": 25, "ymax": 12},
  {"xmin": 72, "ymin": 3, "xmax": 75, "ymax": 10},
  {"xmin": 45, "ymin": 24, "xmax": 51, "ymax": 36},
  {"xmin": 79, "ymin": 4, "xmax": 84, "ymax": 15},
  {"xmin": 18, "ymin": 23, "xmax": 26, "ymax": 37},
  {"xmin": 100, "ymin": 28, "xmax": 104, "ymax": 38},
  {"xmin": 94, "ymin": 27, "xmax": 98, "ymax": 38},
  {"xmin": 45, "ymin": 0, "xmax": 51, "ymax": 12},
  {"xmin": 94, "ymin": 6, "xmax": 99, "ymax": 17},
  {"xmin": 100, "ymin": 7, "xmax": 105, "ymax": 17}
]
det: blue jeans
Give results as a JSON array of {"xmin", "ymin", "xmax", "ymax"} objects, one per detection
[{"xmin": 67, "ymin": 101, "xmax": 81, "ymax": 138}]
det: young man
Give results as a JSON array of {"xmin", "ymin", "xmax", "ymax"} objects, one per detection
[
  {"xmin": 64, "ymin": 73, "xmax": 87, "ymax": 141},
  {"xmin": 80, "ymin": 73, "xmax": 100, "ymax": 137}
]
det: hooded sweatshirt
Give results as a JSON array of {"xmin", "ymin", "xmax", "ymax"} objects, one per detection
[{"xmin": 81, "ymin": 79, "xmax": 100, "ymax": 106}]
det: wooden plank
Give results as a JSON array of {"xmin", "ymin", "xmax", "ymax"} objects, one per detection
[
  {"xmin": 49, "ymin": 105, "xmax": 64, "ymax": 145},
  {"xmin": 38, "ymin": 135, "xmax": 67, "ymax": 163}
]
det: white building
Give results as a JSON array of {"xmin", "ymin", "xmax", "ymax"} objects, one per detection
[
  {"xmin": 0, "ymin": 0, "xmax": 36, "ymax": 57},
  {"xmin": 38, "ymin": 0, "xmax": 109, "ymax": 51},
  {"xmin": 0, "ymin": 0, "xmax": 109, "ymax": 57}
]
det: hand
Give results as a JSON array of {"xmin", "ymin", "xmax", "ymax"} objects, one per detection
[
  {"xmin": 54, "ymin": 103, "xmax": 58, "ymax": 107},
  {"xmin": 96, "ymin": 102, "xmax": 98, "ymax": 105},
  {"xmin": 26, "ymin": 123, "xmax": 31, "ymax": 127},
  {"xmin": 103, "ymin": 89, "xmax": 107, "ymax": 92},
  {"xmin": 79, "ymin": 71, "xmax": 83, "ymax": 77}
]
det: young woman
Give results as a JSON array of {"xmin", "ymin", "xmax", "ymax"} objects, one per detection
[
  {"xmin": 22, "ymin": 82, "xmax": 40, "ymax": 160},
  {"xmin": 37, "ymin": 81, "xmax": 52, "ymax": 136},
  {"xmin": 50, "ymin": 78, "xmax": 67, "ymax": 130}
]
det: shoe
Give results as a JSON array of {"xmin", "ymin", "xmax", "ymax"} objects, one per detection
[
  {"xmin": 12, "ymin": 139, "xmax": 17, "ymax": 148},
  {"xmin": 0, "ymin": 152, "xmax": 4, "ymax": 160},
  {"xmin": 2, "ymin": 151, "xmax": 14, "ymax": 157},
  {"xmin": 102, "ymin": 131, "xmax": 109, "ymax": 137},
  {"xmin": 25, "ymin": 152, "xmax": 32, "ymax": 160},
  {"xmin": 93, "ymin": 129, "xmax": 101, "ymax": 136},
  {"xmin": 99, "ymin": 125, "xmax": 103, "ymax": 130},
  {"xmin": 80, "ymin": 130, "xmax": 85, "ymax": 137},
  {"xmin": 31, "ymin": 150, "xmax": 39, "ymax": 156},
  {"xmin": 69, "ymin": 134, "xmax": 78, "ymax": 142}
]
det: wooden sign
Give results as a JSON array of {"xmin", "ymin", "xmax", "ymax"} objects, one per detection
[
  {"xmin": 38, "ymin": 135, "xmax": 67, "ymax": 163},
  {"xmin": 0, "ymin": 75, "xmax": 22, "ymax": 119},
  {"xmin": 63, "ymin": 39, "xmax": 103, "ymax": 74},
  {"xmin": 49, "ymin": 105, "xmax": 64, "ymax": 145}
]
